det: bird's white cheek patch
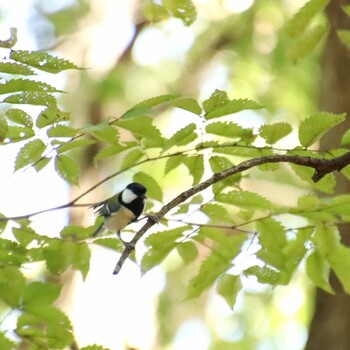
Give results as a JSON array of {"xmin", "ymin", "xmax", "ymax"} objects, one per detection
[{"xmin": 121, "ymin": 188, "xmax": 138, "ymax": 203}]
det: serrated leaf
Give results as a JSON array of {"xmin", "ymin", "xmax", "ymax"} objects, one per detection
[
  {"xmin": 0, "ymin": 266, "xmax": 26, "ymax": 307},
  {"xmin": 0, "ymin": 213, "xmax": 8, "ymax": 234},
  {"xmin": 6, "ymin": 125, "xmax": 34, "ymax": 142},
  {"xmin": 306, "ymin": 250, "xmax": 333, "ymax": 293},
  {"xmin": 3, "ymin": 91, "xmax": 57, "ymax": 107},
  {"xmin": 217, "ymin": 274, "xmax": 241, "ymax": 309},
  {"xmin": 22, "ymin": 281, "xmax": 61, "ymax": 308},
  {"xmin": 36, "ymin": 107, "xmax": 70, "ymax": 128},
  {"xmin": 10, "ymin": 50, "xmax": 79, "ymax": 73},
  {"xmin": 164, "ymin": 123, "xmax": 197, "ymax": 151},
  {"xmin": 72, "ymin": 242, "xmax": 91, "ymax": 279},
  {"xmin": 338, "ymin": 30, "xmax": 350, "ymax": 50},
  {"xmin": 94, "ymin": 144, "xmax": 127, "ymax": 161},
  {"xmin": 91, "ymin": 124, "xmax": 119, "ymax": 143},
  {"xmin": 134, "ymin": 172, "xmax": 163, "ymax": 201},
  {"xmin": 169, "ymin": 98, "xmax": 201, "ymax": 114},
  {"xmin": 0, "ymin": 62, "xmax": 35, "ymax": 75},
  {"xmin": 164, "ymin": 155, "xmax": 185, "ymax": 174},
  {"xmin": 205, "ymin": 99, "xmax": 262, "ymax": 120},
  {"xmin": 56, "ymin": 139, "xmax": 96, "ymax": 154},
  {"xmin": 121, "ymin": 148, "xmax": 144, "ymax": 169},
  {"xmin": 0, "ymin": 116, "xmax": 8, "ymax": 142},
  {"xmin": 6, "ymin": 108, "xmax": 33, "ymax": 127},
  {"xmin": 288, "ymin": 25, "xmax": 329, "ymax": 61},
  {"xmin": 177, "ymin": 241, "xmax": 198, "ymax": 264},
  {"xmin": 341, "ymin": 128, "xmax": 350, "ymax": 146},
  {"xmin": 54, "ymin": 154, "xmax": 80, "ymax": 185},
  {"xmin": 12, "ymin": 226, "xmax": 41, "ymax": 247},
  {"xmin": 120, "ymin": 94, "xmax": 179, "ymax": 119},
  {"xmin": 328, "ymin": 245, "xmax": 350, "ymax": 293},
  {"xmin": 163, "ymin": 0, "xmax": 197, "ymax": 26},
  {"xmin": 257, "ymin": 218, "xmax": 287, "ymax": 250},
  {"xmin": 299, "ymin": 112, "xmax": 346, "ymax": 147},
  {"xmin": 115, "ymin": 116, "xmax": 164, "ymax": 147},
  {"xmin": 0, "ymin": 79, "xmax": 63, "ymax": 94},
  {"xmin": 184, "ymin": 155, "xmax": 204, "ymax": 185},
  {"xmin": 201, "ymin": 203, "xmax": 233, "ymax": 223},
  {"xmin": 142, "ymin": 227, "xmax": 189, "ymax": 273},
  {"xmin": 15, "ymin": 139, "xmax": 46, "ymax": 171},
  {"xmin": 217, "ymin": 190, "xmax": 275, "ymax": 210},
  {"xmin": 60, "ymin": 225, "xmax": 96, "ymax": 240},
  {"xmin": 206, "ymin": 121, "xmax": 253, "ymax": 139},
  {"xmin": 312, "ymin": 225, "xmax": 340, "ymax": 257},
  {"xmin": 286, "ymin": 0, "xmax": 330, "ymax": 37},
  {"xmin": 47, "ymin": 125, "xmax": 79, "ymax": 138},
  {"xmin": 244, "ymin": 265, "xmax": 280, "ymax": 285},
  {"xmin": 93, "ymin": 237, "xmax": 123, "ymax": 251},
  {"xmin": 259, "ymin": 122, "xmax": 292, "ymax": 145},
  {"xmin": 203, "ymin": 89, "xmax": 229, "ymax": 114}
]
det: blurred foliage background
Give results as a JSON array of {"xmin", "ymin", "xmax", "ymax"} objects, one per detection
[{"xmin": 0, "ymin": 0, "xmax": 345, "ymax": 349}]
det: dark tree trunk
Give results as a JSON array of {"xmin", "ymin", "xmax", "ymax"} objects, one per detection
[{"xmin": 305, "ymin": 1, "xmax": 350, "ymax": 349}]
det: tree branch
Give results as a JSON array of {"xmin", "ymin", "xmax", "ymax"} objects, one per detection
[{"xmin": 113, "ymin": 152, "xmax": 350, "ymax": 274}]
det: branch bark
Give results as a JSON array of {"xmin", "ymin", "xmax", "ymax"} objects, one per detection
[{"xmin": 113, "ymin": 151, "xmax": 350, "ymax": 274}]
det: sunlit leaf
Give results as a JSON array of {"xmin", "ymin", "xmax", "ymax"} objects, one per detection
[
  {"xmin": 0, "ymin": 62, "xmax": 34, "ymax": 75},
  {"xmin": 3, "ymin": 91, "xmax": 57, "ymax": 107},
  {"xmin": 0, "ymin": 27, "xmax": 17, "ymax": 48},
  {"xmin": 216, "ymin": 274, "xmax": 241, "ymax": 309},
  {"xmin": 184, "ymin": 154, "xmax": 204, "ymax": 185},
  {"xmin": 10, "ymin": 50, "xmax": 80, "ymax": 73},
  {"xmin": 15, "ymin": 139, "xmax": 46, "ymax": 171},
  {"xmin": 6, "ymin": 108, "xmax": 33, "ymax": 127},
  {"xmin": 177, "ymin": 241, "xmax": 198, "ymax": 264},
  {"xmin": 54, "ymin": 154, "xmax": 80, "ymax": 185},
  {"xmin": 0, "ymin": 79, "xmax": 63, "ymax": 94},
  {"xmin": 47, "ymin": 125, "xmax": 79, "ymax": 138},
  {"xmin": 163, "ymin": 0, "xmax": 197, "ymax": 26},
  {"xmin": 134, "ymin": 172, "xmax": 163, "ymax": 201},
  {"xmin": 36, "ymin": 107, "xmax": 70, "ymax": 128},
  {"xmin": 259, "ymin": 122, "xmax": 292, "ymax": 145},
  {"xmin": 164, "ymin": 123, "xmax": 197, "ymax": 151},
  {"xmin": 203, "ymin": 89, "xmax": 229, "ymax": 114}
]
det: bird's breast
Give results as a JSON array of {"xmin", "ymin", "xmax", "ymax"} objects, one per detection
[{"xmin": 104, "ymin": 207, "xmax": 136, "ymax": 232}]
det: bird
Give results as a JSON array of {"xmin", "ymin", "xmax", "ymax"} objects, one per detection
[{"xmin": 92, "ymin": 182, "xmax": 149, "ymax": 247}]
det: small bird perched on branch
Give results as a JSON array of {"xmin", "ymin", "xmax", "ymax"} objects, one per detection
[{"xmin": 92, "ymin": 182, "xmax": 151, "ymax": 247}]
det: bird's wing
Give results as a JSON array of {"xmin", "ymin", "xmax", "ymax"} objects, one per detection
[{"xmin": 93, "ymin": 194, "xmax": 121, "ymax": 216}]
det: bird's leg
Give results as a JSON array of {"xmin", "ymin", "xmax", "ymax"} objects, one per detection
[
  {"xmin": 117, "ymin": 231, "xmax": 135, "ymax": 249},
  {"xmin": 137, "ymin": 214, "xmax": 160, "ymax": 224}
]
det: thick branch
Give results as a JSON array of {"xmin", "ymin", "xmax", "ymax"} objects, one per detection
[{"xmin": 112, "ymin": 151, "xmax": 350, "ymax": 274}]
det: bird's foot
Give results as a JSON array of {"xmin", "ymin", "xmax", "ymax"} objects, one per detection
[
  {"xmin": 121, "ymin": 240, "xmax": 135, "ymax": 250},
  {"xmin": 145, "ymin": 214, "xmax": 160, "ymax": 224}
]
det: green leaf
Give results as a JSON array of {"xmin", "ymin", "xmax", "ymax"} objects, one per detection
[
  {"xmin": 205, "ymin": 99, "xmax": 262, "ymax": 120},
  {"xmin": 206, "ymin": 121, "xmax": 253, "ymax": 138},
  {"xmin": 169, "ymin": 98, "xmax": 202, "ymax": 114},
  {"xmin": 259, "ymin": 122, "xmax": 293, "ymax": 145},
  {"xmin": 94, "ymin": 144, "xmax": 128, "ymax": 161},
  {"xmin": 164, "ymin": 155, "xmax": 185, "ymax": 174},
  {"xmin": 0, "ymin": 213, "xmax": 8, "ymax": 234},
  {"xmin": 162, "ymin": 0, "xmax": 197, "ymax": 26},
  {"xmin": 183, "ymin": 154, "xmax": 204, "ymax": 185},
  {"xmin": 257, "ymin": 218, "xmax": 287, "ymax": 250},
  {"xmin": 93, "ymin": 237, "xmax": 123, "ymax": 251},
  {"xmin": 13, "ymin": 226, "xmax": 41, "ymax": 247},
  {"xmin": 288, "ymin": 25, "xmax": 329, "ymax": 61},
  {"xmin": 216, "ymin": 190, "xmax": 275, "ymax": 210},
  {"xmin": 0, "ymin": 116, "xmax": 8, "ymax": 142},
  {"xmin": 56, "ymin": 139, "xmax": 96, "ymax": 154},
  {"xmin": 216, "ymin": 274, "xmax": 241, "ymax": 309},
  {"xmin": 164, "ymin": 123, "xmax": 197, "ymax": 151},
  {"xmin": 338, "ymin": 30, "xmax": 350, "ymax": 50},
  {"xmin": 6, "ymin": 108, "xmax": 33, "ymax": 127},
  {"xmin": 10, "ymin": 50, "xmax": 79, "ymax": 73},
  {"xmin": 0, "ymin": 332, "xmax": 16, "ymax": 350},
  {"xmin": 341, "ymin": 128, "xmax": 350, "ymax": 146},
  {"xmin": 0, "ymin": 79, "xmax": 63, "ymax": 94},
  {"xmin": 47, "ymin": 124, "xmax": 79, "ymax": 138},
  {"xmin": 286, "ymin": 0, "xmax": 330, "ymax": 37},
  {"xmin": 142, "ymin": 227, "xmax": 190, "ymax": 273},
  {"xmin": 54, "ymin": 154, "xmax": 80, "ymax": 185},
  {"xmin": 298, "ymin": 112, "xmax": 346, "ymax": 147},
  {"xmin": 143, "ymin": 1, "xmax": 169, "ymax": 23},
  {"xmin": 60, "ymin": 225, "xmax": 96, "ymax": 240},
  {"xmin": 36, "ymin": 107, "xmax": 70, "ymax": 128},
  {"xmin": 115, "ymin": 116, "xmax": 164, "ymax": 147},
  {"xmin": 0, "ymin": 266, "xmax": 26, "ymax": 307},
  {"xmin": 22, "ymin": 281, "xmax": 61, "ymax": 308},
  {"xmin": 15, "ymin": 139, "xmax": 46, "ymax": 171},
  {"xmin": 72, "ymin": 242, "xmax": 91, "ymax": 279},
  {"xmin": 177, "ymin": 241, "xmax": 198, "ymax": 264},
  {"xmin": 134, "ymin": 172, "xmax": 163, "ymax": 201},
  {"xmin": 201, "ymin": 203, "xmax": 233, "ymax": 223},
  {"xmin": 328, "ymin": 245, "xmax": 350, "ymax": 293},
  {"xmin": 0, "ymin": 27, "xmax": 17, "ymax": 48},
  {"xmin": 120, "ymin": 94, "xmax": 179, "ymax": 119},
  {"xmin": 306, "ymin": 250, "xmax": 333, "ymax": 293},
  {"xmin": 203, "ymin": 89, "xmax": 229, "ymax": 113},
  {"xmin": 81, "ymin": 345, "xmax": 109, "ymax": 350},
  {"xmin": 121, "ymin": 148, "xmax": 145, "ymax": 169},
  {"xmin": 312, "ymin": 225, "xmax": 340, "ymax": 257},
  {"xmin": 3, "ymin": 91, "xmax": 57, "ymax": 107},
  {"xmin": 90, "ymin": 124, "xmax": 120, "ymax": 143},
  {"xmin": 244, "ymin": 265, "xmax": 280, "ymax": 285},
  {"xmin": 6, "ymin": 125, "xmax": 34, "ymax": 142},
  {"xmin": 0, "ymin": 62, "xmax": 34, "ymax": 75}
]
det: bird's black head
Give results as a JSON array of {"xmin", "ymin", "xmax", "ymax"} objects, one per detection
[{"xmin": 120, "ymin": 182, "xmax": 147, "ymax": 218}]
